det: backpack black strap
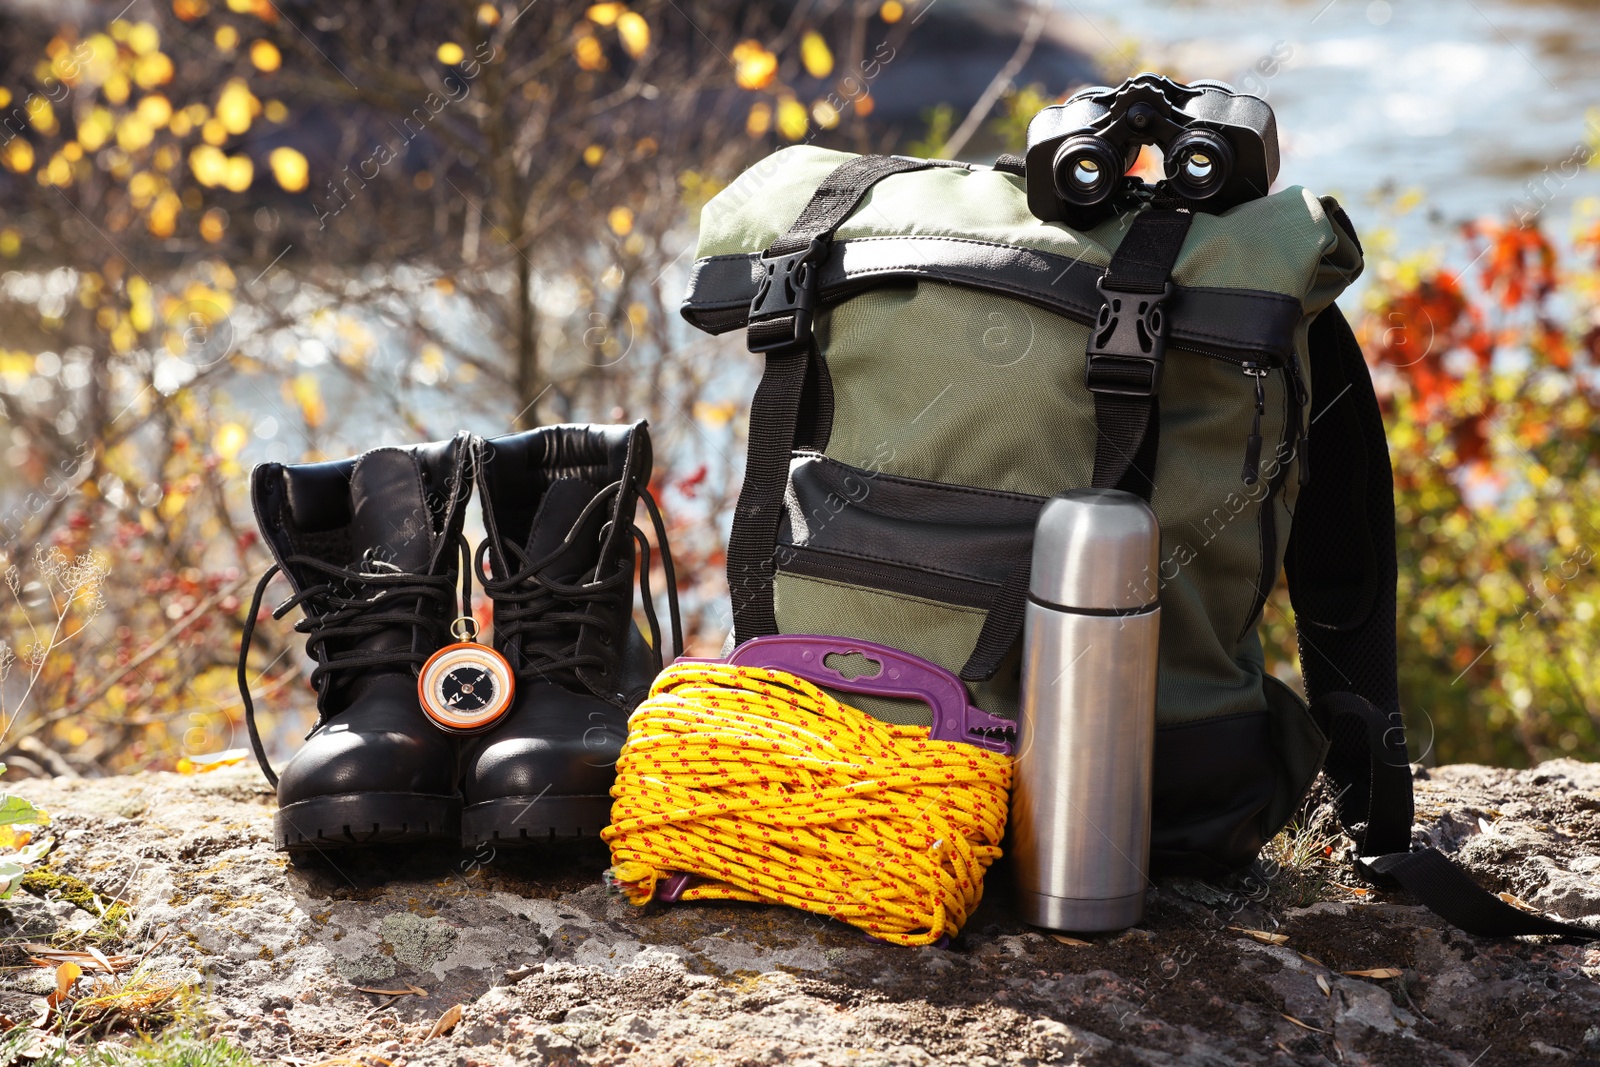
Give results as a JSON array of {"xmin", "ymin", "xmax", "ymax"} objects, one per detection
[
  {"xmin": 960, "ymin": 207, "xmax": 1192, "ymax": 682},
  {"xmin": 728, "ymin": 154, "xmax": 938, "ymax": 643},
  {"xmin": 1291, "ymin": 305, "xmax": 1596, "ymax": 941}
]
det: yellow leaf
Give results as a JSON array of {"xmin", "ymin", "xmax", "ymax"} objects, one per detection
[
  {"xmin": 128, "ymin": 22, "xmax": 160, "ymax": 55},
  {"xmin": 880, "ymin": 0, "xmax": 904, "ymax": 22},
  {"xmin": 0, "ymin": 88, "xmax": 10, "ymax": 108},
  {"xmin": 574, "ymin": 34, "xmax": 606, "ymax": 71},
  {"xmin": 264, "ymin": 99, "xmax": 288, "ymax": 123},
  {"xmin": 222, "ymin": 154, "xmax": 254, "ymax": 192},
  {"xmin": 27, "ymin": 99, "xmax": 57, "ymax": 134},
  {"xmin": 134, "ymin": 52, "xmax": 174, "ymax": 89},
  {"xmin": 583, "ymin": 144, "xmax": 604, "ymax": 167},
  {"xmin": 215, "ymin": 25, "xmax": 239, "ymax": 51},
  {"xmin": 800, "ymin": 31, "xmax": 833, "ymax": 79},
  {"xmin": 732, "ymin": 40, "xmax": 777, "ymax": 91},
  {"xmin": 250, "ymin": 40, "xmax": 281, "ymax": 72},
  {"xmin": 289, "ymin": 373, "xmax": 325, "ymax": 427},
  {"xmin": 477, "ymin": 4, "xmax": 501, "ymax": 26},
  {"xmin": 1342, "ymin": 967, "xmax": 1403, "ymax": 979},
  {"xmin": 200, "ymin": 207, "xmax": 227, "ymax": 243},
  {"xmin": 746, "ymin": 102, "xmax": 771, "ymax": 136},
  {"xmin": 811, "ymin": 99, "xmax": 840, "ymax": 129},
  {"xmin": 3, "ymin": 139, "xmax": 34, "ymax": 173},
  {"xmin": 608, "ymin": 206, "xmax": 633, "ymax": 236},
  {"xmin": 44, "ymin": 155, "xmax": 71, "ymax": 186},
  {"xmin": 104, "ymin": 73, "xmax": 131, "ymax": 104},
  {"xmin": 692, "ymin": 400, "xmax": 737, "ymax": 427},
  {"xmin": 1228, "ymin": 926, "xmax": 1288, "ymax": 945},
  {"xmin": 215, "ymin": 78, "xmax": 259, "ymax": 136},
  {"xmin": 158, "ymin": 488, "xmax": 188, "ymax": 521},
  {"xmin": 0, "ymin": 229, "xmax": 20, "ymax": 257},
  {"xmin": 136, "ymin": 94, "xmax": 173, "ymax": 128},
  {"xmin": 616, "ymin": 12, "xmax": 649, "ymax": 58},
  {"xmin": 55, "ymin": 962, "xmax": 82, "ymax": 999},
  {"xmin": 436, "ymin": 42, "xmax": 464, "ymax": 65},
  {"xmin": 776, "ymin": 97, "xmax": 808, "ymax": 141},
  {"xmin": 173, "ymin": 0, "xmax": 210, "ymax": 21},
  {"xmin": 115, "ymin": 114, "xmax": 155, "ymax": 152},
  {"xmin": 1049, "ymin": 934, "xmax": 1091, "ymax": 946},
  {"xmin": 268, "ymin": 146, "xmax": 308, "ymax": 192},
  {"xmin": 586, "ymin": 2, "xmax": 624, "ymax": 25},
  {"xmin": 189, "ymin": 144, "xmax": 228, "ymax": 186}
]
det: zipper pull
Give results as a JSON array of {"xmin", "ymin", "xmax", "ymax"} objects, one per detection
[{"xmin": 1242, "ymin": 366, "xmax": 1266, "ymax": 485}]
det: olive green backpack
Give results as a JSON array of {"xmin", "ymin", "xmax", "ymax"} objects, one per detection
[{"xmin": 680, "ymin": 146, "xmax": 1594, "ymax": 939}]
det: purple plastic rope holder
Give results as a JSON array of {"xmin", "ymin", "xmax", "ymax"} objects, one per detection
[{"xmin": 652, "ymin": 634, "xmax": 1017, "ymax": 909}]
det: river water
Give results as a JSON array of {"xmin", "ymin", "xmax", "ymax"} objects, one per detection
[{"xmin": 1056, "ymin": 0, "xmax": 1600, "ymax": 248}]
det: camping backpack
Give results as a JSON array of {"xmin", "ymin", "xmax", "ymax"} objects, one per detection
[{"xmin": 679, "ymin": 93, "xmax": 1594, "ymax": 939}]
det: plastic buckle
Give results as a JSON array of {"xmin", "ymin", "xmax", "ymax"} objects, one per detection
[
  {"xmin": 747, "ymin": 236, "xmax": 829, "ymax": 353},
  {"xmin": 1084, "ymin": 279, "xmax": 1173, "ymax": 399}
]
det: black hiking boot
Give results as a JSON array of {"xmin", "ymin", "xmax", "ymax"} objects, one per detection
[
  {"xmin": 461, "ymin": 421, "xmax": 680, "ymax": 846},
  {"xmin": 239, "ymin": 435, "xmax": 475, "ymax": 852}
]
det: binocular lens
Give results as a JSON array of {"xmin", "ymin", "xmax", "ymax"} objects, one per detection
[
  {"xmin": 1165, "ymin": 129, "xmax": 1235, "ymax": 201},
  {"xmin": 1052, "ymin": 135, "xmax": 1123, "ymax": 208}
]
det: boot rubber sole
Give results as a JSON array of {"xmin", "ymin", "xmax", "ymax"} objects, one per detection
[
  {"xmin": 275, "ymin": 792, "xmax": 461, "ymax": 852},
  {"xmin": 462, "ymin": 794, "xmax": 613, "ymax": 846}
]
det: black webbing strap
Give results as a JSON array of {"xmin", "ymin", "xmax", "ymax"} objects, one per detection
[
  {"xmin": 1362, "ymin": 850, "xmax": 1598, "ymax": 939},
  {"xmin": 728, "ymin": 155, "xmax": 934, "ymax": 643},
  {"xmin": 959, "ymin": 207, "xmax": 1192, "ymax": 683},
  {"xmin": 1088, "ymin": 208, "xmax": 1192, "ymax": 495},
  {"xmin": 1294, "ymin": 306, "xmax": 1595, "ymax": 941}
]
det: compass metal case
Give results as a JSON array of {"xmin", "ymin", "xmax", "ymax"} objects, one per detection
[{"xmin": 417, "ymin": 642, "xmax": 516, "ymax": 734}]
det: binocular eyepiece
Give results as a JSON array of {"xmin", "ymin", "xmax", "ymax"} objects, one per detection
[{"xmin": 1024, "ymin": 73, "xmax": 1279, "ymax": 229}]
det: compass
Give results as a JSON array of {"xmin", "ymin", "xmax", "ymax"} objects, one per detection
[{"xmin": 418, "ymin": 618, "xmax": 515, "ymax": 734}]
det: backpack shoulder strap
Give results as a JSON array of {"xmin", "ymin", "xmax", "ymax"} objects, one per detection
[
  {"xmin": 728, "ymin": 154, "xmax": 940, "ymax": 643},
  {"xmin": 1290, "ymin": 303, "xmax": 1596, "ymax": 940}
]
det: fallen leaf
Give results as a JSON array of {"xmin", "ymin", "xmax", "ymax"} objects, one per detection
[
  {"xmin": 1282, "ymin": 1013, "xmax": 1330, "ymax": 1034},
  {"xmin": 1050, "ymin": 934, "xmax": 1091, "ymax": 947},
  {"xmin": 1343, "ymin": 967, "xmax": 1403, "ymax": 980},
  {"xmin": 1298, "ymin": 952, "xmax": 1327, "ymax": 968},
  {"xmin": 1332, "ymin": 883, "xmax": 1370, "ymax": 896},
  {"xmin": 1228, "ymin": 926, "xmax": 1288, "ymax": 945},
  {"xmin": 427, "ymin": 1003, "xmax": 463, "ymax": 1039},
  {"xmin": 53, "ymin": 961, "xmax": 81, "ymax": 1000},
  {"xmin": 355, "ymin": 985, "xmax": 427, "ymax": 997},
  {"xmin": 1497, "ymin": 892, "xmax": 1541, "ymax": 914},
  {"xmin": 1316, "ymin": 975, "xmax": 1331, "ymax": 996},
  {"xmin": 502, "ymin": 965, "xmax": 538, "ymax": 984}
]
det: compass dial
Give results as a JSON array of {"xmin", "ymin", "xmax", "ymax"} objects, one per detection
[{"xmin": 418, "ymin": 643, "xmax": 515, "ymax": 733}]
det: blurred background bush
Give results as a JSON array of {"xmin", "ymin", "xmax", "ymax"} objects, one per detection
[{"xmin": 0, "ymin": 0, "xmax": 1595, "ymax": 776}]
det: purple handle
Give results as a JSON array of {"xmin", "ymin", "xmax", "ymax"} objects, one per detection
[{"xmin": 679, "ymin": 634, "xmax": 1014, "ymax": 755}]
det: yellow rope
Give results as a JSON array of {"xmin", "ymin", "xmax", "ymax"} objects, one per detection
[{"xmin": 601, "ymin": 661, "xmax": 1013, "ymax": 947}]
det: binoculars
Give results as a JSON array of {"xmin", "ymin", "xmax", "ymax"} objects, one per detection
[{"xmin": 1023, "ymin": 73, "xmax": 1280, "ymax": 229}]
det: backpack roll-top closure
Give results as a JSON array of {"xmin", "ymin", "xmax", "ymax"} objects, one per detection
[{"xmin": 685, "ymin": 146, "xmax": 1364, "ymax": 875}]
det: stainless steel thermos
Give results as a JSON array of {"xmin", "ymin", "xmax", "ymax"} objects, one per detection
[{"xmin": 1011, "ymin": 488, "xmax": 1161, "ymax": 932}]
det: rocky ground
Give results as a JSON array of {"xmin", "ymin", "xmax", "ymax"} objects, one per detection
[{"xmin": 0, "ymin": 761, "xmax": 1597, "ymax": 1067}]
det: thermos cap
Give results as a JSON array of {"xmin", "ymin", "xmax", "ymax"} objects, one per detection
[{"xmin": 1029, "ymin": 489, "xmax": 1160, "ymax": 612}]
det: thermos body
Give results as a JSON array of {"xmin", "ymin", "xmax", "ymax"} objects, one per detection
[{"xmin": 1011, "ymin": 489, "xmax": 1162, "ymax": 932}]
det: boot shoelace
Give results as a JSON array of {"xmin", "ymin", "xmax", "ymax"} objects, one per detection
[
  {"xmin": 475, "ymin": 478, "xmax": 683, "ymax": 686},
  {"xmin": 238, "ymin": 539, "xmax": 473, "ymax": 787}
]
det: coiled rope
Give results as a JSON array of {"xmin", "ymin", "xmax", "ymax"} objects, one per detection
[{"xmin": 602, "ymin": 662, "xmax": 1013, "ymax": 946}]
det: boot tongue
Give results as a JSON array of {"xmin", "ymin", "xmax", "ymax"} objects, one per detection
[
  {"xmin": 522, "ymin": 477, "xmax": 610, "ymax": 579},
  {"xmin": 342, "ymin": 450, "xmax": 439, "ymax": 668},
  {"xmin": 349, "ymin": 450, "xmax": 435, "ymax": 573}
]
